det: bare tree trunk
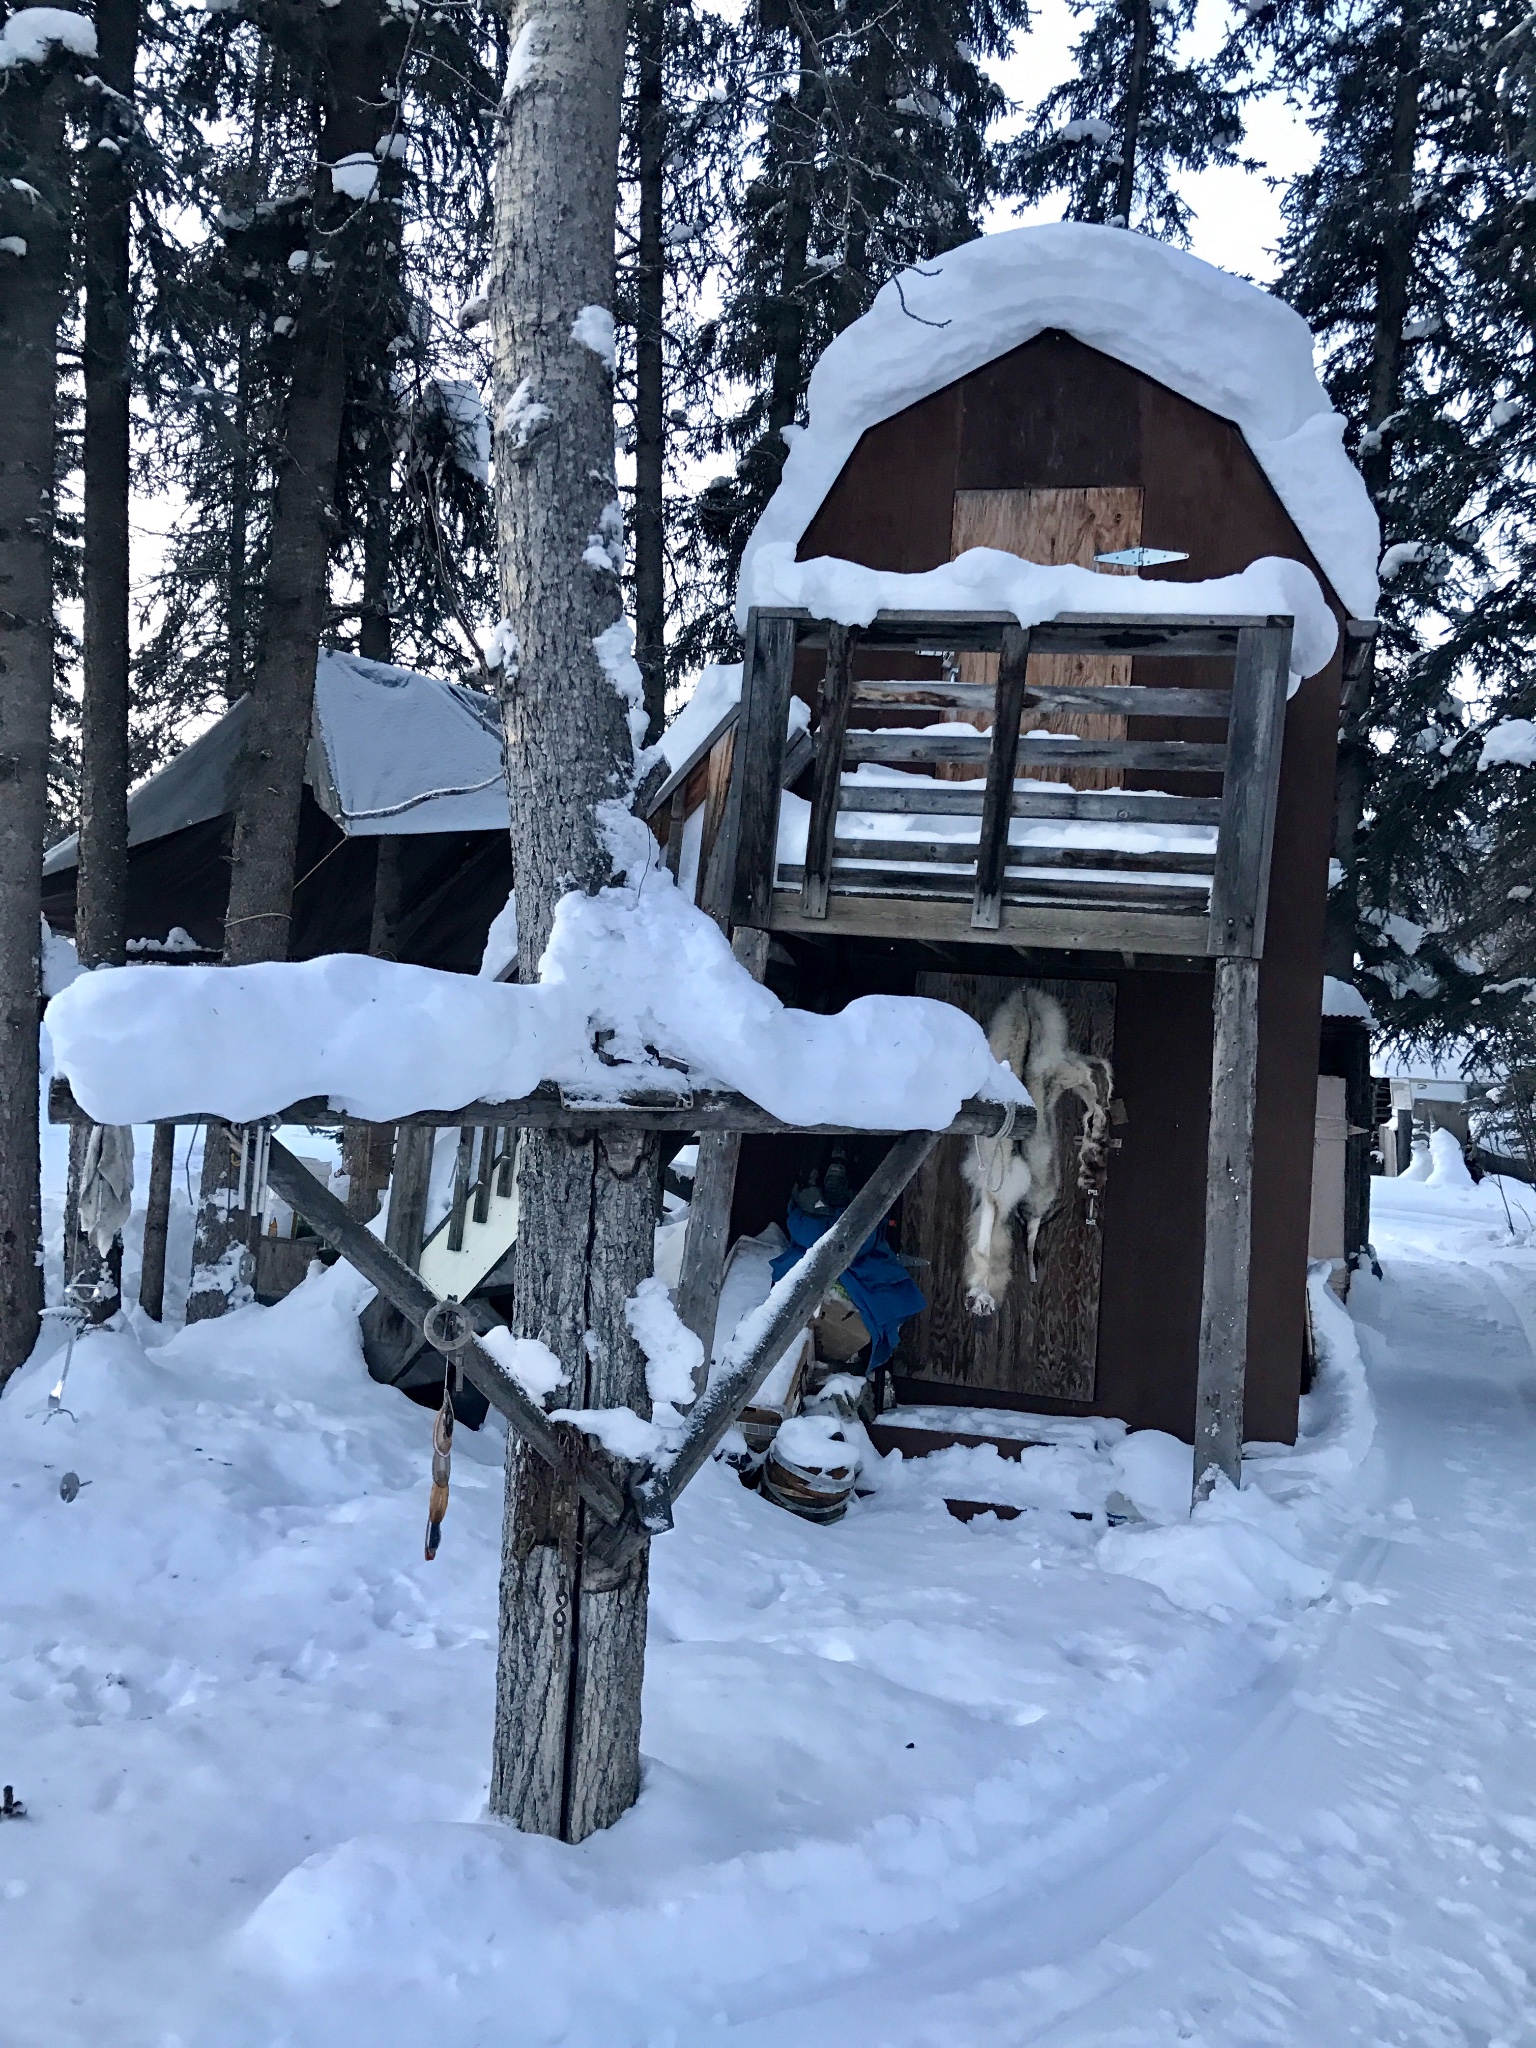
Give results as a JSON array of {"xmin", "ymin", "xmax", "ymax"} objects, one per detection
[
  {"xmin": 69, "ymin": 0, "xmax": 142, "ymax": 1320},
  {"xmin": 191, "ymin": 2, "xmax": 393, "ymax": 1318},
  {"xmin": 632, "ymin": 0, "xmax": 666, "ymax": 743},
  {"xmin": 225, "ymin": 48, "xmax": 271, "ymax": 709},
  {"xmin": 226, "ymin": 332, "xmax": 256, "ymax": 706},
  {"xmin": 1112, "ymin": 0, "xmax": 1152, "ymax": 228},
  {"xmin": 1326, "ymin": 12, "xmax": 1420, "ymax": 982},
  {"xmin": 766, "ymin": 32, "xmax": 821, "ymax": 449},
  {"xmin": 359, "ymin": 401, "xmax": 393, "ymax": 664},
  {"xmin": 76, "ymin": 0, "xmax": 137, "ymax": 976},
  {"xmin": 489, "ymin": 0, "xmax": 658, "ymax": 1840},
  {"xmin": 138, "ymin": 1121, "xmax": 175, "ymax": 1320},
  {"xmin": 221, "ymin": 5, "xmax": 390, "ymax": 969},
  {"xmin": 0, "ymin": 59, "xmax": 73, "ymax": 1386}
]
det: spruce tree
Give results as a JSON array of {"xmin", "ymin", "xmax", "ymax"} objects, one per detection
[
  {"xmin": 678, "ymin": 0, "xmax": 1028, "ymax": 667},
  {"xmin": 1007, "ymin": 0, "xmax": 1249, "ymax": 241},
  {"xmin": 1237, "ymin": 0, "xmax": 1521, "ymax": 1049}
]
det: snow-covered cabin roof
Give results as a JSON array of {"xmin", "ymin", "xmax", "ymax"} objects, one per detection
[
  {"xmin": 737, "ymin": 222, "xmax": 1381, "ymax": 629},
  {"xmin": 304, "ymin": 650, "xmax": 504, "ymax": 836},
  {"xmin": 43, "ymin": 650, "xmax": 508, "ymax": 876}
]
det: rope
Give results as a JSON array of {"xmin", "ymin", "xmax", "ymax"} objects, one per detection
[{"xmin": 972, "ymin": 1102, "xmax": 1019, "ymax": 1197}]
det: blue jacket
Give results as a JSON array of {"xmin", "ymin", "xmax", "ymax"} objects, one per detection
[{"xmin": 769, "ymin": 1203, "xmax": 927, "ymax": 1370}]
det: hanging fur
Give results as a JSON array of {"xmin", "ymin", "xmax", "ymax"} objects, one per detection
[{"xmin": 960, "ymin": 988, "xmax": 1114, "ymax": 1316}]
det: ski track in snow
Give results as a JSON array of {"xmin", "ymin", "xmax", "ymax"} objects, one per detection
[{"xmin": 2, "ymin": 1168, "xmax": 1535, "ymax": 2044}]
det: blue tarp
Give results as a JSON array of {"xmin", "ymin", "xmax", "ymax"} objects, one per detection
[{"xmin": 769, "ymin": 1204, "xmax": 927, "ymax": 1370}]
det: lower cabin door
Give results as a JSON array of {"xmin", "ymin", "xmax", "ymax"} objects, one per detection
[{"xmin": 901, "ymin": 973, "xmax": 1117, "ymax": 1403}]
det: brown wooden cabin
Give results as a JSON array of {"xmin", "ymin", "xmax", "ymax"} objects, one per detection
[
  {"xmin": 656, "ymin": 329, "xmax": 1376, "ymax": 1449},
  {"xmin": 41, "ymin": 653, "xmax": 512, "ymax": 973}
]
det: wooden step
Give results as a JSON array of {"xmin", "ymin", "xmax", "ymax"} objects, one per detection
[{"xmin": 867, "ymin": 1404, "xmax": 1101, "ymax": 1526}]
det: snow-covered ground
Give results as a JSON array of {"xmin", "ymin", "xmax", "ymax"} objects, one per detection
[{"xmin": 4, "ymin": 1165, "xmax": 1536, "ymax": 2046}]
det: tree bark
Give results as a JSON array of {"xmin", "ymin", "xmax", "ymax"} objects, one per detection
[
  {"xmin": 191, "ymin": 1, "xmax": 394, "ymax": 1316},
  {"xmin": 489, "ymin": 0, "xmax": 658, "ymax": 1840},
  {"xmin": 75, "ymin": 0, "xmax": 139, "ymax": 976},
  {"xmin": 1113, "ymin": 0, "xmax": 1153, "ymax": 228},
  {"xmin": 765, "ymin": 31, "xmax": 821, "ymax": 450},
  {"xmin": 632, "ymin": 0, "xmax": 666, "ymax": 743},
  {"xmin": 220, "ymin": 2, "xmax": 390, "ymax": 968},
  {"xmin": 1326, "ymin": 10, "xmax": 1420, "ymax": 981},
  {"xmin": 359, "ymin": 399, "xmax": 393, "ymax": 663},
  {"xmin": 0, "ymin": 59, "xmax": 73, "ymax": 1385},
  {"xmin": 69, "ymin": 0, "xmax": 142, "ymax": 1320},
  {"xmin": 226, "ymin": 330, "xmax": 256, "ymax": 706}
]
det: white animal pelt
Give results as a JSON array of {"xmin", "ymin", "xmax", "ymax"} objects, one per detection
[{"xmin": 959, "ymin": 988, "xmax": 1114, "ymax": 1317}]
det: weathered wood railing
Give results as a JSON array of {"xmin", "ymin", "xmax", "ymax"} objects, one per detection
[{"xmin": 725, "ymin": 605, "xmax": 1293, "ymax": 963}]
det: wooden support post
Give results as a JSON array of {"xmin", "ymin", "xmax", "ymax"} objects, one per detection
[
  {"xmin": 729, "ymin": 609, "xmax": 797, "ymax": 928},
  {"xmin": 800, "ymin": 624, "xmax": 857, "ymax": 918},
  {"xmin": 137, "ymin": 1122, "xmax": 176, "ymax": 1321},
  {"xmin": 361, "ymin": 1121, "xmax": 436, "ymax": 1384},
  {"xmin": 664, "ymin": 1127, "xmax": 944, "ymax": 1501},
  {"xmin": 446, "ymin": 1124, "xmax": 474, "ymax": 1251},
  {"xmin": 674, "ymin": 928, "xmax": 770, "ymax": 1390},
  {"xmin": 663, "ymin": 782, "xmax": 687, "ymax": 883},
  {"xmin": 971, "ymin": 626, "xmax": 1032, "ymax": 931},
  {"xmin": 1193, "ymin": 955, "xmax": 1260, "ymax": 1504},
  {"xmin": 385, "ymin": 1122, "xmax": 435, "ymax": 1264},
  {"xmin": 1208, "ymin": 623, "xmax": 1291, "ymax": 958}
]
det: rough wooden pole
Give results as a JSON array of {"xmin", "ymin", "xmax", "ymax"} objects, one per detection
[
  {"xmin": 0, "ymin": 49, "xmax": 74, "ymax": 1386},
  {"xmin": 674, "ymin": 929, "xmax": 769, "ymax": 1389},
  {"xmin": 1192, "ymin": 956, "xmax": 1261, "ymax": 1504},
  {"xmin": 137, "ymin": 1122, "xmax": 177, "ymax": 1321},
  {"xmin": 489, "ymin": 0, "xmax": 655, "ymax": 1841}
]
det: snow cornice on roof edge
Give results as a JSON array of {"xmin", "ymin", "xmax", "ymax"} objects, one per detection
[{"xmin": 736, "ymin": 222, "xmax": 1381, "ymax": 631}]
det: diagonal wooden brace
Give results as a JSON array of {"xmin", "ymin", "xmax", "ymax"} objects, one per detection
[
  {"xmin": 657, "ymin": 1126, "xmax": 948, "ymax": 1510},
  {"xmin": 262, "ymin": 1137, "xmax": 633, "ymax": 1532}
]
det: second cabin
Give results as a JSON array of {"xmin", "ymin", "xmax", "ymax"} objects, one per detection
[{"xmin": 657, "ymin": 222, "xmax": 1380, "ymax": 1453}]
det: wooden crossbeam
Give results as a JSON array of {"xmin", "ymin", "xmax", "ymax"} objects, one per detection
[
  {"xmin": 47, "ymin": 1076, "xmax": 1021, "ymax": 1139},
  {"xmin": 780, "ymin": 864, "xmax": 1211, "ymax": 912},
  {"xmin": 261, "ymin": 1130, "xmax": 974, "ymax": 1551},
  {"xmin": 754, "ymin": 606, "xmax": 1279, "ymax": 657},
  {"xmin": 852, "ymin": 681, "xmax": 1234, "ymax": 720},
  {"xmin": 837, "ymin": 784, "xmax": 1224, "ymax": 826},
  {"xmin": 820, "ymin": 837, "xmax": 1218, "ymax": 874},
  {"xmin": 843, "ymin": 733, "xmax": 1229, "ymax": 772}
]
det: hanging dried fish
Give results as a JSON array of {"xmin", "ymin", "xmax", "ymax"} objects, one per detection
[{"xmin": 424, "ymin": 1382, "xmax": 454, "ymax": 1561}]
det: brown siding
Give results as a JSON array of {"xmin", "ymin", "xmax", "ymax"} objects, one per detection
[{"xmin": 781, "ymin": 328, "xmax": 1344, "ymax": 1445}]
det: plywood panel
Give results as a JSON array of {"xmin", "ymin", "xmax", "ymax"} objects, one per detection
[
  {"xmin": 901, "ymin": 973, "xmax": 1115, "ymax": 1401},
  {"xmin": 948, "ymin": 488, "xmax": 1143, "ymax": 793}
]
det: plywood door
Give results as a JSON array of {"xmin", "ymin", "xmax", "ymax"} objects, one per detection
[
  {"xmin": 949, "ymin": 486, "xmax": 1144, "ymax": 791},
  {"xmin": 901, "ymin": 973, "xmax": 1116, "ymax": 1402}
]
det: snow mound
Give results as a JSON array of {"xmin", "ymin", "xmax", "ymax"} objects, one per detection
[
  {"xmin": 1099, "ymin": 1265, "xmax": 1376, "ymax": 1617},
  {"xmin": 738, "ymin": 221, "xmax": 1380, "ymax": 627},
  {"xmin": 45, "ymin": 858, "xmax": 1027, "ymax": 1130}
]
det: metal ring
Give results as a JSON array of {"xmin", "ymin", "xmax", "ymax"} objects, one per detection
[{"xmin": 422, "ymin": 1299, "xmax": 473, "ymax": 1355}]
